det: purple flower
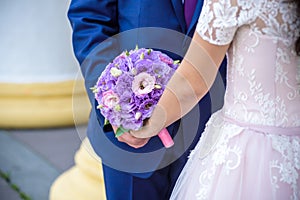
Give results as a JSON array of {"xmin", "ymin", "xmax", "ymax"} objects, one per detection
[
  {"xmin": 134, "ymin": 59, "xmax": 154, "ymax": 73},
  {"xmin": 113, "ymin": 55, "xmax": 133, "ymax": 72},
  {"xmin": 115, "ymin": 73, "xmax": 133, "ymax": 99}
]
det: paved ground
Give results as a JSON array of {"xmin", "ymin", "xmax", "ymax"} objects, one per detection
[{"xmin": 0, "ymin": 126, "xmax": 84, "ymax": 200}]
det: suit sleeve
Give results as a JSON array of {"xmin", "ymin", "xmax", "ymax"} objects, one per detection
[{"xmin": 67, "ymin": 0, "xmax": 119, "ymax": 131}]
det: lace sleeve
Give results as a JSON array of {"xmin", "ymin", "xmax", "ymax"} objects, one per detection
[{"xmin": 196, "ymin": 0, "xmax": 258, "ymax": 45}]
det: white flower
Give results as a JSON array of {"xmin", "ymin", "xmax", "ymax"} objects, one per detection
[
  {"xmin": 132, "ymin": 72, "xmax": 156, "ymax": 95},
  {"xmin": 131, "ymin": 68, "xmax": 137, "ymax": 75},
  {"xmin": 102, "ymin": 90, "xmax": 120, "ymax": 109},
  {"xmin": 135, "ymin": 112, "xmax": 142, "ymax": 120},
  {"xmin": 110, "ymin": 67, "xmax": 122, "ymax": 77}
]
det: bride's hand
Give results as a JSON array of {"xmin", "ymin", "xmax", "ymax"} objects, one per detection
[
  {"xmin": 129, "ymin": 119, "xmax": 157, "ymax": 139},
  {"xmin": 112, "ymin": 126, "xmax": 150, "ymax": 148},
  {"xmin": 131, "ymin": 105, "xmax": 167, "ymax": 139}
]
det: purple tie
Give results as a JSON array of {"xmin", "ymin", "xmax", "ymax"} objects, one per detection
[{"xmin": 184, "ymin": 0, "xmax": 197, "ymax": 28}]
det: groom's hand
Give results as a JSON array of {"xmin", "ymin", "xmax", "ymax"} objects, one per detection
[{"xmin": 112, "ymin": 126, "xmax": 150, "ymax": 149}]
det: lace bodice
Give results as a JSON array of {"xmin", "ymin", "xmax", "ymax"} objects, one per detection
[{"xmin": 197, "ymin": 0, "xmax": 300, "ymax": 127}]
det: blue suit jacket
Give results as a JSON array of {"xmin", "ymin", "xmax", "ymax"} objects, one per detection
[{"xmin": 68, "ymin": 0, "xmax": 226, "ymax": 199}]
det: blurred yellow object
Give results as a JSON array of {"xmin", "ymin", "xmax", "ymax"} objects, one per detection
[
  {"xmin": 49, "ymin": 137, "xmax": 106, "ymax": 200},
  {"xmin": 0, "ymin": 80, "xmax": 90, "ymax": 128}
]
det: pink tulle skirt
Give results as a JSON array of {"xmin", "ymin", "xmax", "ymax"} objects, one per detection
[{"xmin": 170, "ymin": 111, "xmax": 300, "ymax": 200}]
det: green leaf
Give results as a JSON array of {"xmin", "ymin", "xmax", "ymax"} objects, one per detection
[
  {"xmin": 114, "ymin": 104, "xmax": 121, "ymax": 111},
  {"xmin": 20, "ymin": 192, "xmax": 31, "ymax": 200},
  {"xmin": 173, "ymin": 60, "xmax": 180, "ymax": 64},
  {"xmin": 115, "ymin": 126, "xmax": 129, "ymax": 138},
  {"xmin": 104, "ymin": 118, "xmax": 110, "ymax": 126},
  {"xmin": 0, "ymin": 171, "xmax": 10, "ymax": 183},
  {"xmin": 11, "ymin": 184, "xmax": 20, "ymax": 192},
  {"xmin": 90, "ymin": 86, "xmax": 98, "ymax": 93},
  {"xmin": 140, "ymin": 52, "xmax": 145, "ymax": 60},
  {"xmin": 96, "ymin": 104, "xmax": 103, "ymax": 109}
]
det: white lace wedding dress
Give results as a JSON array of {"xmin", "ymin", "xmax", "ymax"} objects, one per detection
[{"xmin": 170, "ymin": 0, "xmax": 300, "ymax": 199}]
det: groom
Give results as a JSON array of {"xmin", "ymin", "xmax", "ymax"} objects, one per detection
[{"xmin": 68, "ymin": 0, "xmax": 226, "ymax": 199}]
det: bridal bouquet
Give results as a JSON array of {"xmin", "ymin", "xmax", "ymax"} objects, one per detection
[{"xmin": 92, "ymin": 47, "xmax": 179, "ymax": 148}]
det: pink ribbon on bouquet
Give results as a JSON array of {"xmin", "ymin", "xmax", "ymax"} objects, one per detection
[{"xmin": 158, "ymin": 128, "xmax": 174, "ymax": 148}]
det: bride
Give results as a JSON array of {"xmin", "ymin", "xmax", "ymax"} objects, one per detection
[{"xmin": 132, "ymin": 0, "xmax": 300, "ymax": 199}]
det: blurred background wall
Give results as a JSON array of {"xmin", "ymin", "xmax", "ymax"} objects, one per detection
[
  {"xmin": 0, "ymin": 0, "xmax": 90, "ymax": 128},
  {"xmin": 0, "ymin": 1, "xmax": 106, "ymax": 199}
]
